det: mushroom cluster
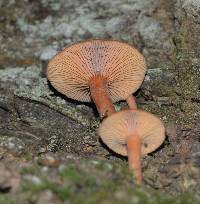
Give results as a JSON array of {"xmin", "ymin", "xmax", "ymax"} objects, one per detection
[{"xmin": 47, "ymin": 39, "xmax": 165, "ymax": 185}]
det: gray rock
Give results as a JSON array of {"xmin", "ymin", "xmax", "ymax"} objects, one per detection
[
  {"xmin": 40, "ymin": 47, "xmax": 58, "ymax": 61},
  {"xmin": 105, "ymin": 17, "xmax": 125, "ymax": 35}
]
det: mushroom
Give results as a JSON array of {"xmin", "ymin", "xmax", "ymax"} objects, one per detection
[
  {"xmin": 98, "ymin": 109, "xmax": 165, "ymax": 184},
  {"xmin": 126, "ymin": 94, "xmax": 137, "ymax": 109},
  {"xmin": 47, "ymin": 40, "xmax": 146, "ymax": 118}
]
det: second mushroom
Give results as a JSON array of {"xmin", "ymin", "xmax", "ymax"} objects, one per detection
[{"xmin": 98, "ymin": 109, "xmax": 165, "ymax": 184}]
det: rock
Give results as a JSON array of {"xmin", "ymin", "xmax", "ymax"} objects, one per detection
[
  {"xmin": 51, "ymin": 23, "xmax": 76, "ymax": 38},
  {"xmin": 105, "ymin": 17, "xmax": 125, "ymax": 35},
  {"xmin": 40, "ymin": 46, "xmax": 58, "ymax": 61},
  {"xmin": 38, "ymin": 154, "xmax": 61, "ymax": 167},
  {"xmin": 0, "ymin": 165, "xmax": 21, "ymax": 193}
]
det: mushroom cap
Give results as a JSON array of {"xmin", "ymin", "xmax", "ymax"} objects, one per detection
[
  {"xmin": 98, "ymin": 109, "xmax": 165, "ymax": 156},
  {"xmin": 47, "ymin": 39, "xmax": 146, "ymax": 102}
]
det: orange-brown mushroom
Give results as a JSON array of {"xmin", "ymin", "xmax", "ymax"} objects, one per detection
[
  {"xmin": 126, "ymin": 94, "xmax": 137, "ymax": 109},
  {"xmin": 47, "ymin": 40, "xmax": 146, "ymax": 118},
  {"xmin": 98, "ymin": 109, "xmax": 165, "ymax": 184}
]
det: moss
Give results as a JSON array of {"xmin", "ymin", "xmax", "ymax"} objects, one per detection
[
  {"xmin": 0, "ymin": 196, "xmax": 15, "ymax": 204},
  {"xmin": 24, "ymin": 178, "xmax": 72, "ymax": 200},
  {"xmin": 59, "ymin": 164, "xmax": 84, "ymax": 182},
  {"xmin": 21, "ymin": 159, "xmax": 200, "ymax": 204},
  {"xmin": 20, "ymin": 164, "xmax": 41, "ymax": 175},
  {"xmin": 172, "ymin": 3, "xmax": 200, "ymax": 127}
]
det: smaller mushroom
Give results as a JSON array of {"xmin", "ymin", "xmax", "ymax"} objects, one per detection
[{"xmin": 98, "ymin": 109, "xmax": 165, "ymax": 184}]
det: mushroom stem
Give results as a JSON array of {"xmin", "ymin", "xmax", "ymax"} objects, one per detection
[
  {"xmin": 127, "ymin": 135, "xmax": 142, "ymax": 184},
  {"xmin": 89, "ymin": 75, "xmax": 115, "ymax": 118},
  {"xmin": 126, "ymin": 95, "xmax": 137, "ymax": 109}
]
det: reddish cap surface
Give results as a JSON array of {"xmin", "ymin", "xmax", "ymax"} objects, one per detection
[
  {"xmin": 47, "ymin": 40, "xmax": 146, "ymax": 102},
  {"xmin": 98, "ymin": 109, "xmax": 165, "ymax": 156}
]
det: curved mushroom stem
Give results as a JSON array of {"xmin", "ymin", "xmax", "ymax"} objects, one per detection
[
  {"xmin": 126, "ymin": 94, "xmax": 137, "ymax": 109},
  {"xmin": 127, "ymin": 135, "xmax": 142, "ymax": 184},
  {"xmin": 89, "ymin": 75, "xmax": 115, "ymax": 118}
]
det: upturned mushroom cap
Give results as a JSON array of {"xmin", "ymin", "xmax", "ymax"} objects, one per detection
[
  {"xmin": 98, "ymin": 109, "xmax": 165, "ymax": 156},
  {"xmin": 47, "ymin": 39, "xmax": 146, "ymax": 102}
]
